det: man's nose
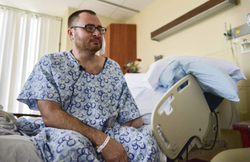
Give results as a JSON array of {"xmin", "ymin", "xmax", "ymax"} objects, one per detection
[{"xmin": 93, "ymin": 28, "xmax": 101, "ymax": 37}]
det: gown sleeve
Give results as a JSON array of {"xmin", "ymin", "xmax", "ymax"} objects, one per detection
[
  {"xmin": 116, "ymin": 75, "xmax": 141, "ymax": 124},
  {"xmin": 17, "ymin": 55, "xmax": 60, "ymax": 110}
]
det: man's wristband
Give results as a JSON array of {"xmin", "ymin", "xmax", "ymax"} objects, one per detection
[{"xmin": 96, "ymin": 135, "xmax": 110, "ymax": 153}]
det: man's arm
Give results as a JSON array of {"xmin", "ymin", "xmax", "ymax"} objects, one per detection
[
  {"xmin": 37, "ymin": 100, "xmax": 128, "ymax": 162},
  {"xmin": 37, "ymin": 100, "xmax": 105, "ymax": 146},
  {"xmin": 121, "ymin": 117, "xmax": 143, "ymax": 128}
]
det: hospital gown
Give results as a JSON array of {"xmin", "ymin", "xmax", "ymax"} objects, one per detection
[{"xmin": 17, "ymin": 51, "xmax": 160, "ymax": 162}]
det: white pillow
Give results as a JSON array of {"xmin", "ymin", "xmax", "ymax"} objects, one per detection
[
  {"xmin": 159, "ymin": 59, "xmax": 240, "ymax": 102},
  {"xmin": 144, "ymin": 55, "xmax": 247, "ymax": 89}
]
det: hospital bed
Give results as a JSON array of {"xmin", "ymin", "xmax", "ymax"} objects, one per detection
[
  {"xmin": 124, "ymin": 55, "xmax": 246, "ymax": 161},
  {"xmin": 124, "ymin": 74, "xmax": 221, "ymax": 161},
  {"xmin": 0, "ymin": 56, "xmax": 246, "ymax": 162}
]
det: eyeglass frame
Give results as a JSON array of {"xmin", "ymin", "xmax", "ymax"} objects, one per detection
[{"xmin": 70, "ymin": 24, "xmax": 107, "ymax": 34}]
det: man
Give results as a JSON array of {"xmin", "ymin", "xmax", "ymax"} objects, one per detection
[{"xmin": 17, "ymin": 10, "xmax": 159, "ymax": 162}]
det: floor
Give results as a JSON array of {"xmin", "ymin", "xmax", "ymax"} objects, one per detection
[
  {"xmin": 189, "ymin": 159, "xmax": 208, "ymax": 162},
  {"xmin": 175, "ymin": 147, "xmax": 226, "ymax": 162},
  {"xmin": 195, "ymin": 148, "xmax": 226, "ymax": 161}
]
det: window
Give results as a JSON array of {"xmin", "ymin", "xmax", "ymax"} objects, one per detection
[{"xmin": 0, "ymin": 6, "xmax": 61, "ymax": 114}]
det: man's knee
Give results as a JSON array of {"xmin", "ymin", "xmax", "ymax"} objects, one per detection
[
  {"xmin": 50, "ymin": 129, "xmax": 98, "ymax": 161},
  {"xmin": 56, "ymin": 130, "xmax": 94, "ymax": 152}
]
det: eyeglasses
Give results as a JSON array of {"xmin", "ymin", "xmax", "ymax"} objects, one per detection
[{"xmin": 70, "ymin": 25, "xmax": 107, "ymax": 34}]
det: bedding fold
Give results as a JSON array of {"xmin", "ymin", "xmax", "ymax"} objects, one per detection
[{"xmin": 0, "ymin": 110, "xmax": 20, "ymax": 135}]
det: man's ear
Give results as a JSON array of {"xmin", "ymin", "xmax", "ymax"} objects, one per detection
[{"xmin": 67, "ymin": 28, "xmax": 74, "ymax": 40}]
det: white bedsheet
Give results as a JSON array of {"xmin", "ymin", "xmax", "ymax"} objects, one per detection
[
  {"xmin": 0, "ymin": 135, "xmax": 42, "ymax": 162},
  {"xmin": 125, "ymin": 73, "xmax": 172, "ymax": 124}
]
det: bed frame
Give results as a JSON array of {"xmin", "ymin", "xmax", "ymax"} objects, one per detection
[
  {"xmin": 152, "ymin": 74, "xmax": 218, "ymax": 161},
  {"xmin": 13, "ymin": 113, "xmax": 41, "ymax": 118}
]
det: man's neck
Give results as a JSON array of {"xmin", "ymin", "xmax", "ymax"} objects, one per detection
[
  {"xmin": 71, "ymin": 49, "xmax": 105, "ymax": 75},
  {"xmin": 72, "ymin": 49, "xmax": 96, "ymax": 64}
]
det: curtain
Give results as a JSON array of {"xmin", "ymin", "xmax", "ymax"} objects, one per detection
[{"xmin": 0, "ymin": 6, "xmax": 62, "ymax": 114}]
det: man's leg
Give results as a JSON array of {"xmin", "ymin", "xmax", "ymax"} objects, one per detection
[
  {"xmin": 32, "ymin": 128, "xmax": 100, "ymax": 162},
  {"xmin": 104, "ymin": 125, "xmax": 160, "ymax": 162}
]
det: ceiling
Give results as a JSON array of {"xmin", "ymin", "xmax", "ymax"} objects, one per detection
[{"xmin": 0, "ymin": 0, "xmax": 154, "ymax": 21}]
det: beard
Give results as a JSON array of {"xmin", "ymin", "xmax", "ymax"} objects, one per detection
[{"xmin": 74, "ymin": 33, "xmax": 102, "ymax": 53}]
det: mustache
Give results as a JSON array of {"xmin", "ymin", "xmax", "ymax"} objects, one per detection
[
  {"xmin": 90, "ymin": 37, "xmax": 102, "ymax": 42},
  {"xmin": 92, "ymin": 35, "xmax": 101, "ymax": 39}
]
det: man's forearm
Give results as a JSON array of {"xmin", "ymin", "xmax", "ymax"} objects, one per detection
[{"xmin": 37, "ymin": 100, "xmax": 107, "ymax": 146}]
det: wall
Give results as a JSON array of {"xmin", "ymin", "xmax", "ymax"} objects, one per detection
[
  {"xmin": 60, "ymin": 8, "xmax": 76, "ymax": 52},
  {"xmin": 126, "ymin": 0, "xmax": 249, "ymax": 71},
  {"xmin": 60, "ymin": 7, "xmax": 124, "ymax": 52}
]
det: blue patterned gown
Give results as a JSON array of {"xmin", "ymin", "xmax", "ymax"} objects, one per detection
[{"xmin": 17, "ymin": 51, "xmax": 160, "ymax": 162}]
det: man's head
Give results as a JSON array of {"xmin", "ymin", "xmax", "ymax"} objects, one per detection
[{"xmin": 68, "ymin": 10, "xmax": 105, "ymax": 54}]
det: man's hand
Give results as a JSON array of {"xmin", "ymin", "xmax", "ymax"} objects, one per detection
[{"xmin": 101, "ymin": 137, "xmax": 128, "ymax": 162}]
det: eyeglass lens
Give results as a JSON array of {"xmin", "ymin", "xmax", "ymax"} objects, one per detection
[{"xmin": 86, "ymin": 25, "xmax": 106, "ymax": 34}]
